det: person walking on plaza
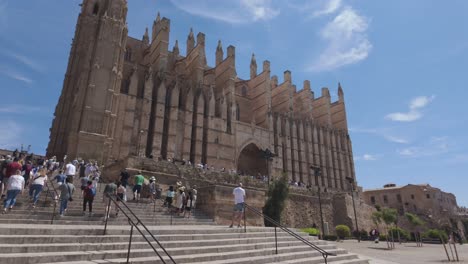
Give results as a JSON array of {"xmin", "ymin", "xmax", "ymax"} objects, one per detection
[
  {"xmin": 58, "ymin": 177, "xmax": 75, "ymax": 217},
  {"xmin": 132, "ymin": 171, "xmax": 145, "ymax": 202},
  {"xmin": 184, "ymin": 190, "xmax": 193, "ymax": 218},
  {"xmin": 116, "ymin": 182, "xmax": 125, "ymax": 216},
  {"xmin": 3, "ymin": 170, "xmax": 24, "ymax": 214},
  {"xmin": 82, "ymin": 180, "xmax": 96, "ymax": 216},
  {"xmin": 103, "ymin": 181, "xmax": 117, "ymax": 221},
  {"xmin": 191, "ymin": 185, "xmax": 198, "ymax": 209},
  {"xmin": 29, "ymin": 168, "xmax": 48, "ymax": 208},
  {"xmin": 229, "ymin": 183, "xmax": 246, "ymax": 228},
  {"xmin": 80, "ymin": 175, "xmax": 89, "ymax": 197},
  {"xmin": 120, "ymin": 169, "xmax": 130, "ymax": 201}
]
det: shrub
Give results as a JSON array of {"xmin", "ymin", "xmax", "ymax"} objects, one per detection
[
  {"xmin": 423, "ymin": 229, "xmax": 448, "ymax": 242},
  {"xmin": 388, "ymin": 227, "xmax": 410, "ymax": 241},
  {"xmin": 263, "ymin": 174, "xmax": 289, "ymax": 226},
  {"xmin": 323, "ymin": 235, "xmax": 338, "ymax": 241},
  {"xmin": 335, "ymin": 225, "xmax": 351, "ymax": 239},
  {"xmin": 301, "ymin": 227, "xmax": 320, "ymax": 236},
  {"xmin": 379, "ymin": 234, "xmax": 387, "ymax": 241},
  {"xmin": 353, "ymin": 229, "xmax": 369, "ymax": 240}
]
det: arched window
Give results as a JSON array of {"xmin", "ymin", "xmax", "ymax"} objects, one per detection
[
  {"xmin": 125, "ymin": 48, "xmax": 132, "ymax": 61},
  {"xmin": 92, "ymin": 3, "xmax": 99, "ymax": 15}
]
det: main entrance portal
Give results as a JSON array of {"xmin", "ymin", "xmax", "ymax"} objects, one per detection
[{"xmin": 237, "ymin": 143, "xmax": 267, "ymax": 177}]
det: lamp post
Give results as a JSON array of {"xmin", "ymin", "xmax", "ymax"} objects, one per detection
[
  {"xmin": 311, "ymin": 165, "xmax": 325, "ymax": 239},
  {"xmin": 260, "ymin": 148, "xmax": 276, "ymax": 186},
  {"xmin": 346, "ymin": 176, "xmax": 360, "ymax": 242}
]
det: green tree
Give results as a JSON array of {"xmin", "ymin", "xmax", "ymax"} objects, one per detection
[
  {"xmin": 405, "ymin": 212, "xmax": 425, "ymax": 246},
  {"xmin": 380, "ymin": 208, "xmax": 398, "ymax": 249},
  {"xmin": 263, "ymin": 174, "xmax": 289, "ymax": 226}
]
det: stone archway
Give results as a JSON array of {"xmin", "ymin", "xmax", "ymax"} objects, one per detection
[{"xmin": 237, "ymin": 143, "xmax": 267, "ymax": 177}]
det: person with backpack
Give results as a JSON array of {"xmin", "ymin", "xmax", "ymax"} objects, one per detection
[
  {"xmin": 82, "ymin": 180, "xmax": 96, "ymax": 216},
  {"xmin": 58, "ymin": 177, "xmax": 75, "ymax": 217}
]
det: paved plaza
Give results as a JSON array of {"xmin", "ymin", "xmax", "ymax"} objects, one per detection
[{"xmin": 338, "ymin": 240, "xmax": 467, "ymax": 264}]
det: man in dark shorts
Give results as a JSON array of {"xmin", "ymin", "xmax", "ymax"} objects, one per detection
[
  {"xmin": 229, "ymin": 183, "xmax": 246, "ymax": 228},
  {"xmin": 103, "ymin": 181, "xmax": 117, "ymax": 220},
  {"xmin": 132, "ymin": 171, "xmax": 145, "ymax": 201}
]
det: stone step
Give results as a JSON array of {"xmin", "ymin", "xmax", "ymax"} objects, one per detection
[
  {"xmin": 0, "ymin": 224, "xmax": 312, "ymax": 237},
  {"xmin": 0, "ymin": 245, "xmax": 346, "ymax": 264},
  {"xmin": 0, "ymin": 231, "xmax": 318, "ymax": 244},
  {"xmin": 0, "ymin": 239, "xmax": 333, "ymax": 254},
  {"xmin": 189, "ymin": 252, "xmax": 362, "ymax": 264},
  {"xmin": 0, "ymin": 218, "xmax": 215, "ymax": 226}
]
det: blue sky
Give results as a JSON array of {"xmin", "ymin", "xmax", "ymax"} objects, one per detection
[{"xmin": 0, "ymin": 0, "xmax": 467, "ymax": 206}]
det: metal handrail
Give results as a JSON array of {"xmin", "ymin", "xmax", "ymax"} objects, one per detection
[
  {"xmin": 44, "ymin": 177, "xmax": 60, "ymax": 224},
  {"xmin": 243, "ymin": 203, "xmax": 335, "ymax": 264},
  {"xmin": 103, "ymin": 193, "xmax": 176, "ymax": 264}
]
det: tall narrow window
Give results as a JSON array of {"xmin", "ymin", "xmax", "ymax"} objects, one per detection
[
  {"xmin": 370, "ymin": 196, "xmax": 376, "ymax": 204},
  {"xmin": 125, "ymin": 48, "xmax": 132, "ymax": 61},
  {"xmin": 241, "ymin": 86, "xmax": 247, "ymax": 97},
  {"xmin": 92, "ymin": 3, "xmax": 99, "ymax": 15},
  {"xmin": 383, "ymin": 195, "xmax": 388, "ymax": 204},
  {"xmin": 236, "ymin": 103, "xmax": 240, "ymax": 120}
]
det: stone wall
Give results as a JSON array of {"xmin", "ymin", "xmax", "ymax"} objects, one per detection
[
  {"xmin": 333, "ymin": 193, "xmax": 377, "ymax": 233},
  {"xmin": 196, "ymin": 185, "xmax": 265, "ymax": 226}
]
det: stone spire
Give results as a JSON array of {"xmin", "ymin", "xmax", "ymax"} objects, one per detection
[
  {"xmin": 156, "ymin": 12, "xmax": 161, "ymax": 22},
  {"xmin": 338, "ymin": 82, "xmax": 344, "ymax": 102},
  {"xmin": 187, "ymin": 28, "xmax": 195, "ymax": 55},
  {"xmin": 216, "ymin": 40, "xmax": 223, "ymax": 66},
  {"xmin": 173, "ymin": 40, "xmax": 179, "ymax": 56},
  {"xmin": 250, "ymin": 53, "xmax": 257, "ymax": 79},
  {"xmin": 142, "ymin": 27, "xmax": 149, "ymax": 45}
]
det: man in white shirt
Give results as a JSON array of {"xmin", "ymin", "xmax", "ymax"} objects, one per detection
[
  {"xmin": 229, "ymin": 183, "xmax": 246, "ymax": 228},
  {"xmin": 65, "ymin": 161, "xmax": 76, "ymax": 183}
]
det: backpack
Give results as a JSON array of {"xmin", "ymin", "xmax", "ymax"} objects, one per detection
[
  {"xmin": 85, "ymin": 186, "xmax": 96, "ymax": 198},
  {"xmin": 90, "ymin": 186, "xmax": 96, "ymax": 197}
]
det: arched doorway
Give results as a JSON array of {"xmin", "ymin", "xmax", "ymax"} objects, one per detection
[{"xmin": 237, "ymin": 143, "xmax": 267, "ymax": 177}]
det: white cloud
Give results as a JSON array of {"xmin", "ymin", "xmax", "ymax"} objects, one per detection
[
  {"xmin": 5, "ymin": 51, "xmax": 45, "ymax": 73},
  {"xmin": 308, "ymin": 7, "xmax": 372, "ymax": 72},
  {"xmin": 0, "ymin": 104, "xmax": 43, "ymax": 113},
  {"xmin": 350, "ymin": 127, "xmax": 409, "ymax": 144},
  {"xmin": 386, "ymin": 95, "xmax": 435, "ymax": 122},
  {"xmin": 355, "ymin": 153, "xmax": 379, "ymax": 161},
  {"xmin": 0, "ymin": 66, "xmax": 32, "ymax": 84},
  {"xmin": 170, "ymin": 0, "xmax": 279, "ymax": 24},
  {"xmin": 313, "ymin": 0, "xmax": 342, "ymax": 17},
  {"xmin": 410, "ymin": 95, "xmax": 435, "ymax": 110},
  {"xmin": 384, "ymin": 135, "xmax": 409, "ymax": 144},
  {"xmin": 398, "ymin": 136, "xmax": 449, "ymax": 158},
  {"xmin": 0, "ymin": 120, "xmax": 22, "ymax": 150}
]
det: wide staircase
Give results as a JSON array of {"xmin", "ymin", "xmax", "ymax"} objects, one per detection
[{"xmin": 0, "ymin": 178, "xmax": 368, "ymax": 264}]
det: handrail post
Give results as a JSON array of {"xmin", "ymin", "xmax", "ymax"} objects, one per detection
[
  {"xmin": 43, "ymin": 188, "xmax": 49, "ymax": 208},
  {"xmin": 274, "ymin": 226, "xmax": 278, "ymax": 254},
  {"xmin": 103, "ymin": 193, "xmax": 111, "ymax": 235},
  {"xmin": 243, "ymin": 203, "xmax": 247, "ymax": 233},
  {"xmin": 126, "ymin": 223, "xmax": 134, "ymax": 264},
  {"xmin": 170, "ymin": 207, "xmax": 173, "ymax": 226},
  {"xmin": 51, "ymin": 198, "xmax": 57, "ymax": 224}
]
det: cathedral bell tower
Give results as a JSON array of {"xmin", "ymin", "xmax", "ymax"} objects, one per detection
[{"xmin": 47, "ymin": 0, "xmax": 128, "ymax": 163}]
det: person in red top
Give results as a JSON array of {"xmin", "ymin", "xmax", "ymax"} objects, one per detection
[{"xmin": 5, "ymin": 158, "xmax": 22, "ymax": 182}]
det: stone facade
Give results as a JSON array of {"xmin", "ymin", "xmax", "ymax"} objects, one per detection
[
  {"xmin": 47, "ymin": 0, "xmax": 357, "ymax": 192},
  {"xmin": 363, "ymin": 183, "xmax": 466, "ymax": 239},
  {"xmin": 363, "ymin": 184, "xmax": 459, "ymax": 217}
]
